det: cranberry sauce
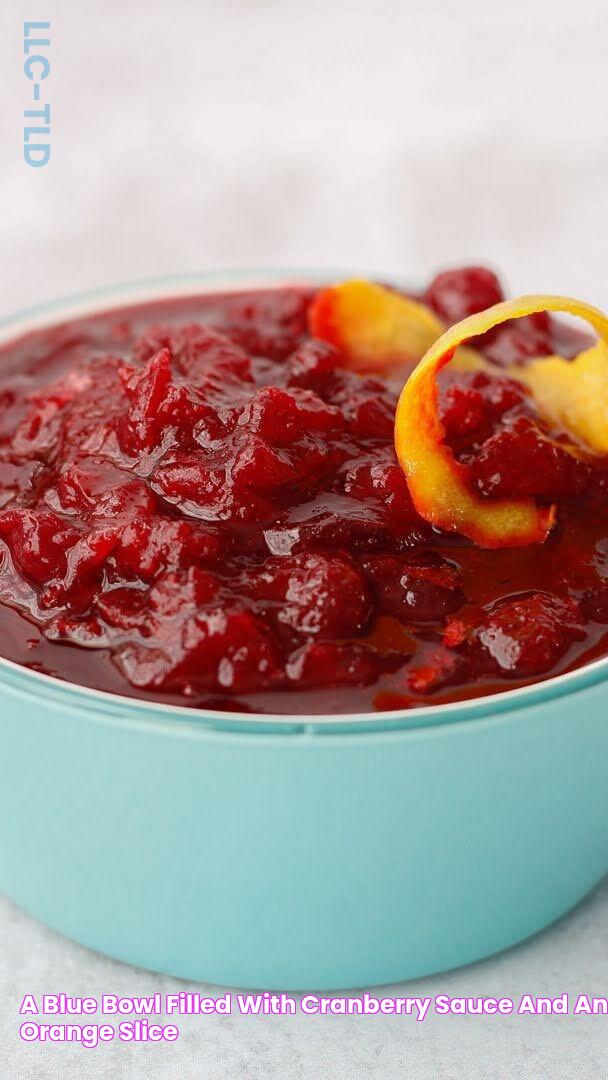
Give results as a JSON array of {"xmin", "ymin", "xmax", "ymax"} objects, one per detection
[{"xmin": 0, "ymin": 271, "xmax": 607, "ymax": 715}]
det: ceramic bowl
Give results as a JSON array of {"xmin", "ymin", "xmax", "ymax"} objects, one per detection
[{"xmin": 2, "ymin": 273, "xmax": 607, "ymax": 990}]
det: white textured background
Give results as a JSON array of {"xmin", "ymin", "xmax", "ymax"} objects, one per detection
[
  {"xmin": 1, "ymin": 1, "xmax": 608, "ymax": 1077},
  {"xmin": 1, "ymin": 0, "xmax": 608, "ymax": 314}
]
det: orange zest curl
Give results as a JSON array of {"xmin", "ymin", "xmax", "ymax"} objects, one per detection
[
  {"xmin": 309, "ymin": 280, "xmax": 608, "ymax": 548},
  {"xmin": 515, "ymin": 340, "xmax": 608, "ymax": 455},
  {"xmin": 395, "ymin": 295, "xmax": 608, "ymax": 548},
  {"xmin": 308, "ymin": 279, "xmax": 447, "ymax": 370}
]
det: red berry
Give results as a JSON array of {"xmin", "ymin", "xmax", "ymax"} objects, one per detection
[
  {"xmin": 425, "ymin": 267, "xmax": 504, "ymax": 324},
  {"xmin": 471, "ymin": 418, "xmax": 590, "ymax": 500},
  {"xmin": 362, "ymin": 554, "xmax": 464, "ymax": 623},
  {"xmin": 444, "ymin": 592, "xmax": 585, "ymax": 677},
  {"xmin": 248, "ymin": 552, "xmax": 372, "ymax": 640}
]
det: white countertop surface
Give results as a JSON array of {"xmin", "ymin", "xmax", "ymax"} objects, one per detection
[
  {"xmin": 1, "ymin": 1, "xmax": 608, "ymax": 1075},
  {"xmin": 2, "ymin": 881, "xmax": 608, "ymax": 1079}
]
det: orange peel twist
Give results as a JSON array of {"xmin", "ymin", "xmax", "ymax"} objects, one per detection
[
  {"xmin": 309, "ymin": 280, "xmax": 608, "ymax": 548},
  {"xmin": 395, "ymin": 294, "xmax": 608, "ymax": 548},
  {"xmin": 309, "ymin": 279, "xmax": 448, "ymax": 370}
]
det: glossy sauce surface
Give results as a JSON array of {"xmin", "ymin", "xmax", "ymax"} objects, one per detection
[{"xmin": 0, "ymin": 270, "xmax": 607, "ymax": 714}]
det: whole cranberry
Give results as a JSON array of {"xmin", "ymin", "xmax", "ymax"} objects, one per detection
[
  {"xmin": 471, "ymin": 418, "xmax": 590, "ymax": 500},
  {"xmin": 362, "ymin": 553, "xmax": 464, "ymax": 623},
  {"xmin": 425, "ymin": 267, "xmax": 504, "ymax": 324},
  {"xmin": 445, "ymin": 592, "xmax": 585, "ymax": 677}
]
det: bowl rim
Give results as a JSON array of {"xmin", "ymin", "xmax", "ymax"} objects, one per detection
[{"xmin": 1, "ymin": 267, "xmax": 607, "ymax": 735}]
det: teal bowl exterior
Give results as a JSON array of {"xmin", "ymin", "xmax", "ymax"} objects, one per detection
[
  {"xmin": 1, "ymin": 274, "xmax": 608, "ymax": 990},
  {"xmin": 2, "ymin": 659, "xmax": 608, "ymax": 990}
]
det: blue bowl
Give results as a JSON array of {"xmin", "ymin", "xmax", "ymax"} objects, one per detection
[{"xmin": 2, "ymin": 274, "xmax": 608, "ymax": 990}]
